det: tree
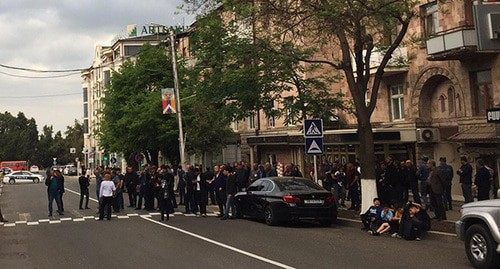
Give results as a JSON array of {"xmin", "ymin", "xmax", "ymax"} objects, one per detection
[
  {"xmin": 99, "ymin": 44, "xmax": 178, "ymax": 167},
  {"xmin": 184, "ymin": 0, "xmax": 417, "ymax": 211}
]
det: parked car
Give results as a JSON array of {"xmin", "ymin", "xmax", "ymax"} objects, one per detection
[
  {"xmin": 3, "ymin": 171, "xmax": 45, "ymax": 184},
  {"xmin": 29, "ymin": 165, "xmax": 40, "ymax": 173},
  {"xmin": 63, "ymin": 164, "xmax": 77, "ymax": 176},
  {"xmin": 234, "ymin": 177, "xmax": 338, "ymax": 226},
  {"xmin": 456, "ymin": 198, "xmax": 500, "ymax": 269}
]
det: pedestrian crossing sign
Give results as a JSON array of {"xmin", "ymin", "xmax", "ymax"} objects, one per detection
[
  {"xmin": 305, "ymin": 138, "xmax": 324, "ymax": 155},
  {"xmin": 304, "ymin": 119, "xmax": 323, "ymax": 137}
]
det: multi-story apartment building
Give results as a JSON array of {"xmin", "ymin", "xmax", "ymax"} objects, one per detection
[
  {"xmin": 81, "ymin": 28, "xmax": 171, "ymax": 170},
  {"xmin": 233, "ymin": 0, "xmax": 499, "ymax": 198}
]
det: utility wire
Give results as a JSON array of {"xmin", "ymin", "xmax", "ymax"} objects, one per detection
[
  {"xmin": 0, "ymin": 63, "xmax": 85, "ymax": 73},
  {"xmin": 0, "ymin": 92, "xmax": 81, "ymax": 99},
  {"xmin": 0, "ymin": 70, "xmax": 81, "ymax": 79}
]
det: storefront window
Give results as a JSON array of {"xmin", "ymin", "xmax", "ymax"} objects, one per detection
[{"xmin": 471, "ymin": 70, "xmax": 493, "ymax": 116}]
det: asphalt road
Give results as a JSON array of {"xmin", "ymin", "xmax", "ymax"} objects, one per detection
[{"xmin": 0, "ymin": 176, "xmax": 472, "ymax": 269}]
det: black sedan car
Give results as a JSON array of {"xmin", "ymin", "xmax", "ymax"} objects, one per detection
[{"xmin": 234, "ymin": 177, "xmax": 337, "ymax": 226}]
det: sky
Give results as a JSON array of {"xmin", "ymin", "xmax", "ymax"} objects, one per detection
[{"xmin": 0, "ymin": 0, "xmax": 193, "ymax": 134}]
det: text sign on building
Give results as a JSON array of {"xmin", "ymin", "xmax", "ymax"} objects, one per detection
[
  {"xmin": 304, "ymin": 119, "xmax": 323, "ymax": 138},
  {"xmin": 305, "ymin": 138, "xmax": 324, "ymax": 155},
  {"xmin": 128, "ymin": 24, "xmax": 169, "ymax": 37},
  {"xmin": 487, "ymin": 108, "xmax": 500, "ymax": 123}
]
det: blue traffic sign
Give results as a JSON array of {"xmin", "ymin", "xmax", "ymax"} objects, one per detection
[
  {"xmin": 304, "ymin": 119, "xmax": 323, "ymax": 137},
  {"xmin": 305, "ymin": 138, "xmax": 324, "ymax": 155},
  {"xmin": 111, "ymin": 157, "xmax": 117, "ymax": 164}
]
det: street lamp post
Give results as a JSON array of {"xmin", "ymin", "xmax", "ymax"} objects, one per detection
[{"xmin": 169, "ymin": 31, "xmax": 186, "ymax": 169}]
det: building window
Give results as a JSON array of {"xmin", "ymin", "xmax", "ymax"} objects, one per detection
[
  {"xmin": 124, "ymin": 45, "xmax": 141, "ymax": 56},
  {"xmin": 231, "ymin": 119, "xmax": 239, "ymax": 132},
  {"xmin": 471, "ymin": 70, "xmax": 493, "ymax": 116},
  {"xmin": 456, "ymin": 94, "xmax": 462, "ymax": 112},
  {"xmin": 439, "ymin": 95, "xmax": 446, "ymax": 113},
  {"xmin": 83, "ymin": 88, "xmax": 88, "ymax": 102},
  {"xmin": 390, "ymin": 85, "xmax": 404, "ymax": 120},
  {"xmin": 448, "ymin": 87, "xmax": 454, "ymax": 114},
  {"xmin": 104, "ymin": 71, "xmax": 111, "ymax": 88},
  {"xmin": 248, "ymin": 112, "xmax": 256, "ymax": 129},
  {"xmin": 83, "ymin": 104, "xmax": 89, "ymax": 118},
  {"xmin": 422, "ymin": 2, "xmax": 439, "ymax": 37},
  {"xmin": 84, "ymin": 119, "xmax": 89, "ymax": 134},
  {"xmin": 285, "ymin": 97, "xmax": 295, "ymax": 126}
]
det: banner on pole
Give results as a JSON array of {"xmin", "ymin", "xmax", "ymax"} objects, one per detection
[{"xmin": 162, "ymin": 88, "xmax": 177, "ymax": 114}]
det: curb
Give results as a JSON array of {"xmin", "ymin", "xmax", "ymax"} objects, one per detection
[{"xmin": 335, "ymin": 217, "xmax": 459, "ymax": 243}]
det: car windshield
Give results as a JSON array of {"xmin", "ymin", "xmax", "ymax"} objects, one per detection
[{"xmin": 275, "ymin": 178, "xmax": 324, "ymax": 191}]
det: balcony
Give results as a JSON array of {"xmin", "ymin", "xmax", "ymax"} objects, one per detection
[
  {"xmin": 352, "ymin": 47, "xmax": 408, "ymax": 77},
  {"xmin": 426, "ymin": 27, "xmax": 478, "ymax": 61}
]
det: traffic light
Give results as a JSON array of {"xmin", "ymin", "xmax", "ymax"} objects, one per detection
[{"xmin": 103, "ymin": 156, "xmax": 109, "ymax": 161}]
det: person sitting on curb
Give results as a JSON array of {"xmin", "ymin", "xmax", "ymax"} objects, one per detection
[
  {"xmin": 360, "ymin": 198, "xmax": 382, "ymax": 231},
  {"xmin": 370, "ymin": 205, "xmax": 394, "ymax": 235},
  {"xmin": 394, "ymin": 202, "xmax": 431, "ymax": 241},
  {"xmin": 373, "ymin": 205, "xmax": 403, "ymax": 236}
]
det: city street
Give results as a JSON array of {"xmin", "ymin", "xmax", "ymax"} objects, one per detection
[{"xmin": 1, "ymin": 176, "xmax": 471, "ymax": 269}]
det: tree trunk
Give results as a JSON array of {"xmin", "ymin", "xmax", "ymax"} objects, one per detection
[{"xmin": 357, "ymin": 117, "xmax": 377, "ymax": 213}]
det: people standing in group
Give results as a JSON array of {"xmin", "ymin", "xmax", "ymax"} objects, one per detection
[
  {"xmin": 203, "ymin": 167, "xmax": 216, "ymax": 206},
  {"xmin": 99, "ymin": 173, "xmax": 116, "ymax": 221},
  {"xmin": 95, "ymin": 167, "xmax": 103, "ymax": 213},
  {"xmin": 111, "ymin": 169, "xmax": 124, "ymax": 213},
  {"xmin": 159, "ymin": 165, "xmax": 174, "ymax": 221},
  {"xmin": 196, "ymin": 167, "xmax": 208, "ymax": 217},
  {"xmin": 53, "ymin": 169, "xmax": 65, "ymax": 213},
  {"xmin": 346, "ymin": 162, "xmax": 360, "ymax": 211},
  {"xmin": 264, "ymin": 162, "xmax": 277, "ymax": 177},
  {"xmin": 221, "ymin": 166, "xmax": 237, "ymax": 220},
  {"xmin": 184, "ymin": 165, "xmax": 196, "ymax": 214},
  {"xmin": 124, "ymin": 166, "xmax": 139, "ymax": 208},
  {"xmin": 438, "ymin": 157, "xmax": 453, "ymax": 210},
  {"xmin": 78, "ymin": 171, "xmax": 90, "ymax": 210},
  {"xmin": 177, "ymin": 165, "xmax": 186, "ymax": 206},
  {"xmin": 475, "ymin": 159, "xmax": 491, "ymax": 201},
  {"xmin": 404, "ymin": 160, "xmax": 421, "ymax": 204},
  {"xmin": 249, "ymin": 163, "xmax": 261, "ymax": 183},
  {"xmin": 416, "ymin": 156, "xmax": 430, "ymax": 210},
  {"xmin": 235, "ymin": 162, "xmax": 249, "ymax": 192},
  {"xmin": 45, "ymin": 169, "xmax": 63, "ymax": 217},
  {"xmin": 457, "ymin": 156, "xmax": 473, "ymax": 203},
  {"xmin": 428, "ymin": 160, "xmax": 447, "ymax": 221},
  {"xmin": 213, "ymin": 165, "xmax": 226, "ymax": 217}
]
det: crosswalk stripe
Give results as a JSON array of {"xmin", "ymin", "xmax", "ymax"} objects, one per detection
[
  {"xmin": 60, "ymin": 218, "xmax": 72, "ymax": 221},
  {"xmin": 49, "ymin": 220, "xmax": 61, "ymax": 224},
  {"xmin": 27, "ymin": 222, "xmax": 39, "ymax": 226},
  {"xmin": 15, "ymin": 220, "xmax": 27, "ymax": 224},
  {"xmin": 73, "ymin": 218, "xmax": 85, "ymax": 222}
]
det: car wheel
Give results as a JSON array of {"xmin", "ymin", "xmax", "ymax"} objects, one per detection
[
  {"xmin": 264, "ymin": 205, "xmax": 278, "ymax": 226},
  {"xmin": 33, "ymin": 178, "xmax": 40, "ymax": 183},
  {"xmin": 234, "ymin": 204, "xmax": 243, "ymax": 219},
  {"xmin": 319, "ymin": 219, "xmax": 332, "ymax": 227},
  {"xmin": 8, "ymin": 179, "xmax": 15, "ymax": 184},
  {"xmin": 465, "ymin": 224, "xmax": 500, "ymax": 269}
]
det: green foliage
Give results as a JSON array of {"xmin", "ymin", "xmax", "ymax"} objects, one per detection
[
  {"xmin": 0, "ymin": 112, "xmax": 83, "ymax": 168},
  {"xmin": 99, "ymin": 44, "xmax": 179, "ymax": 165}
]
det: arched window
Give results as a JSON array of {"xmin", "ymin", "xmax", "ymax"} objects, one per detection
[
  {"xmin": 448, "ymin": 87, "xmax": 454, "ymax": 114},
  {"xmin": 439, "ymin": 95, "xmax": 446, "ymax": 113},
  {"xmin": 456, "ymin": 93, "xmax": 462, "ymax": 112}
]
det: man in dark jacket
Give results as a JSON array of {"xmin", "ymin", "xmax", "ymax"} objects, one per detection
[
  {"xmin": 45, "ymin": 169, "xmax": 63, "ymax": 217},
  {"xmin": 213, "ymin": 165, "xmax": 226, "ymax": 216},
  {"xmin": 221, "ymin": 166, "xmax": 237, "ymax": 220},
  {"xmin": 78, "ymin": 173, "xmax": 90, "ymax": 209},
  {"xmin": 416, "ymin": 156, "xmax": 430, "ymax": 209},
  {"xmin": 428, "ymin": 160, "xmax": 446, "ymax": 221},
  {"xmin": 405, "ymin": 160, "xmax": 421, "ymax": 204},
  {"xmin": 124, "ymin": 166, "xmax": 139, "ymax": 208},
  {"xmin": 438, "ymin": 157, "xmax": 453, "ymax": 210},
  {"xmin": 475, "ymin": 159, "xmax": 491, "ymax": 201},
  {"xmin": 457, "ymin": 156, "xmax": 473, "ymax": 203}
]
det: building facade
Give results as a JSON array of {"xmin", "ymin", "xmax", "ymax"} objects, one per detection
[{"xmin": 233, "ymin": 0, "xmax": 500, "ymax": 199}]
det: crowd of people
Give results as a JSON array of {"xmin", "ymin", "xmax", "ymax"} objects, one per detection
[{"xmin": 79, "ymin": 161, "xmax": 300, "ymax": 222}]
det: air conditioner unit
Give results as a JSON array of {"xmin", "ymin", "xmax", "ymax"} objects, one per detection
[{"xmin": 416, "ymin": 128, "xmax": 440, "ymax": 143}]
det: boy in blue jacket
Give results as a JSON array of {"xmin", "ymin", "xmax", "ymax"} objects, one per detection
[{"xmin": 361, "ymin": 198, "xmax": 382, "ymax": 231}]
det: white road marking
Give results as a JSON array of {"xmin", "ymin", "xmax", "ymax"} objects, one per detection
[
  {"xmin": 27, "ymin": 222, "xmax": 39, "ymax": 226},
  {"xmin": 15, "ymin": 220, "xmax": 27, "ymax": 224},
  {"xmin": 117, "ymin": 216, "xmax": 129, "ymax": 219},
  {"xmin": 60, "ymin": 217, "xmax": 72, "ymax": 221},
  {"xmin": 173, "ymin": 212, "xmax": 183, "ymax": 215},
  {"xmin": 4, "ymin": 223, "xmax": 15, "ymax": 227},
  {"xmin": 149, "ymin": 212, "xmax": 160, "ymax": 216},
  {"xmin": 127, "ymin": 213, "xmax": 139, "ymax": 217},
  {"xmin": 73, "ymin": 218, "xmax": 85, "ymax": 222},
  {"xmin": 83, "ymin": 216, "xmax": 94, "ymax": 219},
  {"xmin": 141, "ymin": 216, "xmax": 296, "ymax": 269},
  {"xmin": 64, "ymin": 188, "xmax": 99, "ymax": 203},
  {"xmin": 39, "ymin": 219, "xmax": 50, "ymax": 223},
  {"xmin": 49, "ymin": 220, "xmax": 61, "ymax": 224}
]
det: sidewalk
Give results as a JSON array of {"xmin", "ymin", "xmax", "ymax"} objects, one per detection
[{"xmin": 336, "ymin": 199, "xmax": 464, "ymax": 241}]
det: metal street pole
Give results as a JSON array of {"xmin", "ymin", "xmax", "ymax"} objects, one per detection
[{"xmin": 170, "ymin": 31, "xmax": 186, "ymax": 169}]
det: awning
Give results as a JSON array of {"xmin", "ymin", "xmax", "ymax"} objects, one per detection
[{"xmin": 448, "ymin": 126, "xmax": 499, "ymax": 143}]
